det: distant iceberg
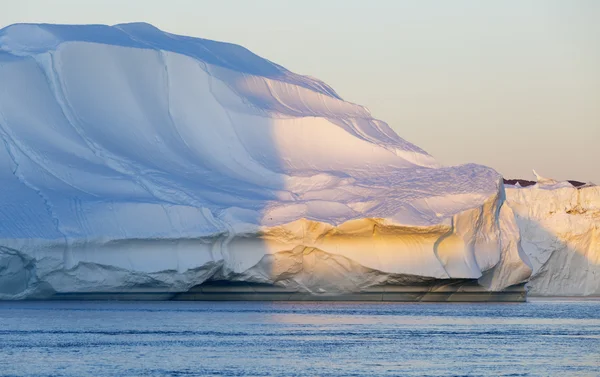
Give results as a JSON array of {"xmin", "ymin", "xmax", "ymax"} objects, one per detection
[{"xmin": 0, "ymin": 23, "xmax": 597, "ymax": 299}]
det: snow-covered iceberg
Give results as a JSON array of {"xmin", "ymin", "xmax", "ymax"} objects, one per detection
[{"xmin": 0, "ymin": 23, "xmax": 593, "ymax": 299}]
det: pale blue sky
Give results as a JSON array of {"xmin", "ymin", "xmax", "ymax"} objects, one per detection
[{"xmin": 1, "ymin": 0, "xmax": 599, "ymax": 182}]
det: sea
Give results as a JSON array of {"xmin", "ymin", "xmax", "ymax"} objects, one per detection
[{"xmin": 0, "ymin": 300, "xmax": 598, "ymax": 376}]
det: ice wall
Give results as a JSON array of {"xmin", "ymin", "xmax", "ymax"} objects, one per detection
[{"xmin": 506, "ymin": 184, "xmax": 600, "ymax": 296}]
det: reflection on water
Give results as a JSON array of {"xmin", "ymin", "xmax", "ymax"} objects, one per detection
[{"xmin": 0, "ymin": 301, "xmax": 598, "ymax": 376}]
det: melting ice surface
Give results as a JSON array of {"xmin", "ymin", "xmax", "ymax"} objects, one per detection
[
  {"xmin": 0, "ymin": 301, "xmax": 599, "ymax": 376},
  {"xmin": 0, "ymin": 23, "xmax": 598, "ymax": 298}
]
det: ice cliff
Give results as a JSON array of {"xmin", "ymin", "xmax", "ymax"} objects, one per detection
[
  {"xmin": 505, "ymin": 176, "xmax": 599, "ymax": 296},
  {"xmin": 0, "ymin": 23, "xmax": 596, "ymax": 299}
]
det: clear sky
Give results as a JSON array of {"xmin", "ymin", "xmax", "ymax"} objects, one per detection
[{"xmin": 1, "ymin": 0, "xmax": 599, "ymax": 183}]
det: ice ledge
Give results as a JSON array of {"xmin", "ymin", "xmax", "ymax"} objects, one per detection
[{"xmin": 45, "ymin": 281, "xmax": 527, "ymax": 302}]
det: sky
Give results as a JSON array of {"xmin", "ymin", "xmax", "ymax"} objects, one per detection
[{"xmin": 1, "ymin": 0, "xmax": 599, "ymax": 183}]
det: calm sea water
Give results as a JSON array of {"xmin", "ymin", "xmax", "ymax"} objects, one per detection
[{"xmin": 0, "ymin": 300, "xmax": 598, "ymax": 377}]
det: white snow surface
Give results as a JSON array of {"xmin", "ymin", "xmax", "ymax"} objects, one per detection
[{"xmin": 0, "ymin": 23, "xmax": 593, "ymax": 298}]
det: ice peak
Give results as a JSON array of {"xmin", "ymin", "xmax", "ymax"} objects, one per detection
[{"xmin": 532, "ymin": 169, "xmax": 559, "ymax": 186}]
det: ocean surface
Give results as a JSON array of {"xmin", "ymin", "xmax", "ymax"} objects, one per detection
[{"xmin": 0, "ymin": 300, "xmax": 598, "ymax": 377}]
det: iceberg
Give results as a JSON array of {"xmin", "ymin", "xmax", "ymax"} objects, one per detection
[{"xmin": 0, "ymin": 23, "xmax": 595, "ymax": 300}]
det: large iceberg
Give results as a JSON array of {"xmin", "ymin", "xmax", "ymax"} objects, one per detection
[{"xmin": 0, "ymin": 23, "xmax": 595, "ymax": 299}]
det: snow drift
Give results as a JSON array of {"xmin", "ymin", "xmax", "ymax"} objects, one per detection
[{"xmin": 0, "ymin": 23, "xmax": 595, "ymax": 299}]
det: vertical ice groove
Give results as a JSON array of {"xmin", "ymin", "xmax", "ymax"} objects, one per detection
[
  {"xmin": 200, "ymin": 59, "xmax": 291, "ymax": 190},
  {"xmin": 154, "ymin": 50, "xmax": 215, "ymax": 209},
  {"xmin": 0, "ymin": 107, "xmax": 69, "ymax": 244},
  {"xmin": 0, "ymin": 57, "xmax": 100, "ymax": 198},
  {"xmin": 39, "ymin": 50, "xmax": 181, "ymax": 206},
  {"xmin": 432, "ymin": 223, "xmax": 453, "ymax": 279},
  {"xmin": 158, "ymin": 50, "xmax": 195, "ymax": 168}
]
